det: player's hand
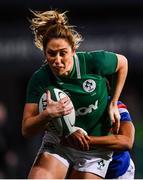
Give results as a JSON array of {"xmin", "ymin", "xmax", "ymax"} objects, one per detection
[
  {"xmin": 42, "ymin": 90, "xmax": 73, "ymax": 119},
  {"xmin": 108, "ymin": 102, "xmax": 121, "ymax": 134},
  {"xmin": 61, "ymin": 129, "xmax": 90, "ymax": 151}
]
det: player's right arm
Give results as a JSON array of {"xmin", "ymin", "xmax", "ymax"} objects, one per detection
[
  {"xmin": 22, "ymin": 91, "xmax": 73, "ymax": 138},
  {"xmin": 22, "ymin": 103, "xmax": 48, "ymax": 137}
]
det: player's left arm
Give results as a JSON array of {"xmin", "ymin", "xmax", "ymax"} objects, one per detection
[
  {"xmin": 109, "ymin": 54, "xmax": 128, "ymax": 134},
  {"xmin": 89, "ymin": 101, "xmax": 135, "ymax": 151},
  {"xmin": 63, "ymin": 121, "xmax": 135, "ymax": 151},
  {"xmin": 89, "ymin": 121, "xmax": 135, "ymax": 150},
  {"xmin": 63, "ymin": 101, "xmax": 135, "ymax": 151}
]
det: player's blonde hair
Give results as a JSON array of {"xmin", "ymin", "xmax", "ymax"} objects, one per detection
[{"xmin": 30, "ymin": 10, "xmax": 83, "ymax": 52}]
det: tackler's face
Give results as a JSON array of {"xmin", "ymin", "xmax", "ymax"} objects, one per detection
[{"xmin": 45, "ymin": 38, "xmax": 75, "ymax": 77}]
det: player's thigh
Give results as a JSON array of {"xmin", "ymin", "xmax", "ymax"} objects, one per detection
[
  {"xmin": 28, "ymin": 152, "xmax": 68, "ymax": 179},
  {"xmin": 68, "ymin": 169, "xmax": 102, "ymax": 179}
]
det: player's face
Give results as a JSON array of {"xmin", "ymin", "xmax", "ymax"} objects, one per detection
[{"xmin": 45, "ymin": 38, "xmax": 75, "ymax": 77}]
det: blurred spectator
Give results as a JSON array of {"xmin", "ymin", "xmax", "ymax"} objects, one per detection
[
  {"xmin": 0, "ymin": 102, "xmax": 19, "ymax": 178},
  {"xmin": 0, "ymin": 102, "xmax": 7, "ymax": 126},
  {"xmin": 0, "ymin": 102, "xmax": 8, "ymax": 178}
]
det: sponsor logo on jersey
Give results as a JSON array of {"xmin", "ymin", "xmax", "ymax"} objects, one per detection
[
  {"xmin": 76, "ymin": 100, "xmax": 98, "ymax": 116},
  {"xmin": 83, "ymin": 79, "xmax": 96, "ymax": 92}
]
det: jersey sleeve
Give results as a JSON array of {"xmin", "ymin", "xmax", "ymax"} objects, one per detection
[
  {"xmin": 25, "ymin": 72, "xmax": 43, "ymax": 103},
  {"xmin": 86, "ymin": 50, "xmax": 118, "ymax": 76},
  {"xmin": 117, "ymin": 101, "xmax": 132, "ymax": 122}
]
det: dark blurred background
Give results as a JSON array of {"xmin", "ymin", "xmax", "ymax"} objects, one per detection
[{"xmin": 0, "ymin": 0, "xmax": 143, "ymax": 178}]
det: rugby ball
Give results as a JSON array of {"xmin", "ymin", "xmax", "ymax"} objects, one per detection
[{"xmin": 39, "ymin": 87, "xmax": 76, "ymax": 136}]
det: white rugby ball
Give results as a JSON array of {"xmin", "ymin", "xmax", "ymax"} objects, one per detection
[{"xmin": 39, "ymin": 87, "xmax": 75, "ymax": 136}]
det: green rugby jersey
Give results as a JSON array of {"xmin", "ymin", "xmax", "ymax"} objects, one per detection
[{"xmin": 26, "ymin": 50, "xmax": 118, "ymax": 136}]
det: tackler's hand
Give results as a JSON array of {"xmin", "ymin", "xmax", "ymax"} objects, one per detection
[
  {"xmin": 108, "ymin": 102, "xmax": 121, "ymax": 134},
  {"xmin": 61, "ymin": 128, "xmax": 90, "ymax": 151}
]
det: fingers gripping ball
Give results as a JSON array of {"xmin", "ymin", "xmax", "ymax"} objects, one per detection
[{"xmin": 39, "ymin": 87, "xmax": 76, "ymax": 136}]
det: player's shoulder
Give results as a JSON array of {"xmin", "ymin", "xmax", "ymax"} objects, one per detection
[
  {"xmin": 108, "ymin": 98, "xmax": 128, "ymax": 112},
  {"xmin": 76, "ymin": 50, "xmax": 105, "ymax": 64},
  {"xmin": 30, "ymin": 63, "xmax": 49, "ymax": 80},
  {"xmin": 76, "ymin": 50, "xmax": 116, "ymax": 62},
  {"xmin": 117, "ymin": 101, "xmax": 127, "ymax": 109},
  {"xmin": 76, "ymin": 50, "xmax": 106, "ymax": 57},
  {"xmin": 117, "ymin": 101, "xmax": 131, "ymax": 119},
  {"xmin": 33, "ymin": 63, "xmax": 47, "ymax": 75}
]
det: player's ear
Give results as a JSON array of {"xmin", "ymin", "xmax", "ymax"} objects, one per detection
[{"xmin": 72, "ymin": 48, "xmax": 76, "ymax": 55}]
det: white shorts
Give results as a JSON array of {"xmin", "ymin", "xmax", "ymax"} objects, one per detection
[
  {"xmin": 36, "ymin": 132, "xmax": 113, "ymax": 178},
  {"xmin": 116, "ymin": 159, "xmax": 135, "ymax": 179}
]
